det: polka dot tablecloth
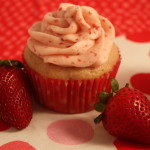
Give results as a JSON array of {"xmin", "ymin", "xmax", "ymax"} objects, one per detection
[{"xmin": 0, "ymin": 0, "xmax": 150, "ymax": 149}]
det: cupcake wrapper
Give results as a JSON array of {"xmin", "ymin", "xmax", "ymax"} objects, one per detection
[{"xmin": 24, "ymin": 57, "xmax": 120, "ymax": 114}]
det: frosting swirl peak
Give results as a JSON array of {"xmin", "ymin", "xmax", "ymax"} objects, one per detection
[{"xmin": 27, "ymin": 3, "xmax": 115, "ymax": 67}]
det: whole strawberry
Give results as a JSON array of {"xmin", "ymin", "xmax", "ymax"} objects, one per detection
[
  {"xmin": 94, "ymin": 79, "xmax": 150, "ymax": 144},
  {"xmin": 0, "ymin": 60, "xmax": 33, "ymax": 129}
]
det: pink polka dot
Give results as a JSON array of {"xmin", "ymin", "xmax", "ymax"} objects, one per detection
[
  {"xmin": 47, "ymin": 119, "xmax": 94, "ymax": 145},
  {"xmin": 0, "ymin": 141, "xmax": 35, "ymax": 150}
]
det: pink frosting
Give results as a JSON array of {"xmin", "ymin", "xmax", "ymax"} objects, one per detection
[{"xmin": 27, "ymin": 3, "xmax": 115, "ymax": 67}]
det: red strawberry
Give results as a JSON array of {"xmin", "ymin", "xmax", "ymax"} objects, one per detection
[
  {"xmin": 0, "ymin": 60, "xmax": 33, "ymax": 129},
  {"xmin": 94, "ymin": 79, "xmax": 150, "ymax": 144}
]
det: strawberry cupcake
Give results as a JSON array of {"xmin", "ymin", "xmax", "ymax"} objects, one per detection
[{"xmin": 24, "ymin": 3, "xmax": 121, "ymax": 113}]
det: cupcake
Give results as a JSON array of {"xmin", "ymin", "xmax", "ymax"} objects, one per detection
[{"xmin": 23, "ymin": 3, "xmax": 121, "ymax": 113}]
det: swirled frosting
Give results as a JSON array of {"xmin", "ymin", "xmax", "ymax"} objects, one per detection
[{"xmin": 27, "ymin": 3, "xmax": 115, "ymax": 67}]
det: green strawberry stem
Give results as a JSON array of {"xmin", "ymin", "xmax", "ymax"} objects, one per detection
[
  {"xmin": 0, "ymin": 60, "xmax": 24, "ymax": 69},
  {"xmin": 94, "ymin": 78, "xmax": 120, "ymax": 123},
  {"xmin": 94, "ymin": 114, "xmax": 103, "ymax": 124},
  {"xmin": 125, "ymin": 83, "xmax": 129, "ymax": 88}
]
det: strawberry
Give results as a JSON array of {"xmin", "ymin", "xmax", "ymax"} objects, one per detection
[
  {"xmin": 94, "ymin": 79, "xmax": 150, "ymax": 144},
  {"xmin": 0, "ymin": 60, "xmax": 33, "ymax": 129}
]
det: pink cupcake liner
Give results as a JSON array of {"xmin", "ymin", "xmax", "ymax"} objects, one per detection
[{"xmin": 24, "ymin": 57, "xmax": 121, "ymax": 114}]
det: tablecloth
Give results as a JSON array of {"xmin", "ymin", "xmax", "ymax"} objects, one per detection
[{"xmin": 0, "ymin": 0, "xmax": 150, "ymax": 149}]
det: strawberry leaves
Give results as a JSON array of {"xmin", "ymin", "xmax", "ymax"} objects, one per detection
[
  {"xmin": 94, "ymin": 102, "xmax": 105, "ymax": 113},
  {"xmin": 0, "ymin": 60, "xmax": 24, "ymax": 69},
  {"xmin": 98, "ymin": 92, "xmax": 113, "ymax": 103},
  {"xmin": 94, "ymin": 78, "xmax": 118, "ymax": 123},
  {"xmin": 94, "ymin": 92, "xmax": 113, "ymax": 123},
  {"xmin": 111, "ymin": 78, "xmax": 119, "ymax": 92}
]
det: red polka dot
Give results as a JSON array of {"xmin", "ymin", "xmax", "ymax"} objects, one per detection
[
  {"xmin": 0, "ymin": 120, "xmax": 11, "ymax": 131},
  {"xmin": 130, "ymin": 73, "xmax": 150, "ymax": 95},
  {"xmin": 126, "ymin": 31, "xmax": 150, "ymax": 43},
  {"xmin": 47, "ymin": 119, "xmax": 94, "ymax": 145},
  {"xmin": 0, "ymin": 141, "xmax": 35, "ymax": 150},
  {"xmin": 114, "ymin": 139, "xmax": 150, "ymax": 150}
]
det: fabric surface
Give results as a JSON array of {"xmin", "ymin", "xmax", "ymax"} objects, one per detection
[{"xmin": 0, "ymin": 0, "xmax": 150, "ymax": 149}]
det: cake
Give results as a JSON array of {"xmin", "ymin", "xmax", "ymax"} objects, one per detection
[{"xmin": 23, "ymin": 3, "xmax": 121, "ymax": 113}]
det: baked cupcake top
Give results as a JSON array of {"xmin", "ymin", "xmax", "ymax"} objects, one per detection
[{"xmin": 27, "ymin": 3, "xmax": 115, "ymax": 68}]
